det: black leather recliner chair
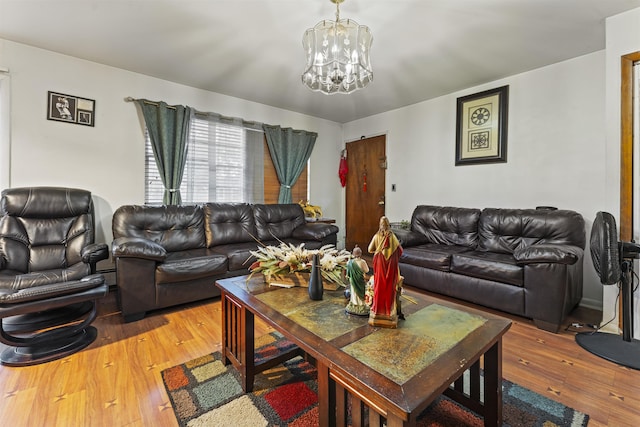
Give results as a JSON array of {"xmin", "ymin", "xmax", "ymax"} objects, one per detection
[{"xmin": 0, "ymin": 187, "xmax": 109, "ymax": 366}]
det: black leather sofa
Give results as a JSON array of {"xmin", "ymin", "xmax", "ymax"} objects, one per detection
[
  {"xmin": 111, "ymin": 203, "xmax": 338, "ymax": 322},
  {"xmin": 394, "ymin": 205, "xmax": 585, "ymax": 332}
]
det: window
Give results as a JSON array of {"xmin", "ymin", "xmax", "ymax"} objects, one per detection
[{"xmin": 145, "ymin": 115, "xmax": 264, "ymax": 205}]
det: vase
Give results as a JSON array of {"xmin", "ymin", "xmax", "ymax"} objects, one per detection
[{"xmin": 308, "ymin": 253, "xmax": 323, "ymax": 300}]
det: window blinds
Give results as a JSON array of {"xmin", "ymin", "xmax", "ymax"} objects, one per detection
[{"xmin": 145, "ymin": 114, "xmax": 264, "ymax": 205}]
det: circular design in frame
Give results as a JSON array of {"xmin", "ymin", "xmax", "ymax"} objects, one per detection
[{"xmin": 470, "ymin": 107, "xmax": 490, "ymax": 126}]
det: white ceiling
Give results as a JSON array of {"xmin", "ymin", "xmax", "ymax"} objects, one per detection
[{"xmin": 1, "ymin": 0, "xmax": 639, "ymax": 123}]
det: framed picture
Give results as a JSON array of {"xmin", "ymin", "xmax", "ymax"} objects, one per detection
[
  {"xmin": 455, "ymin": 85, "xmax": 508, "ymax": 165},
  {"xmin": 47, "ymin": 91, "xmax": 95, "ymax": 127}
]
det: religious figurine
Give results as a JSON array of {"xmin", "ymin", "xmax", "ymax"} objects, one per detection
[
  {"xmin": 367, "ymin": 216, "xmax": 403, "ymax": 328},
  {"xmin": 345, "ymin": 245, "xmax": 370, "ymax": 316}
]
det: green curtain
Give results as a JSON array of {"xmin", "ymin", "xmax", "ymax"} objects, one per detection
[
  {"xmin": 137, "ymin": 100, "xmax": 192, "ymax": 205},
  {"xmin": 263, "ymin": 125, "xmax": 317, "ymax": 204}
]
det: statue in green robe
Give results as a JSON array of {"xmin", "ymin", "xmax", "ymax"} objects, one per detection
[{"xmin": 345, "ymin": 245, "xmax": 370, "ymax": 316}]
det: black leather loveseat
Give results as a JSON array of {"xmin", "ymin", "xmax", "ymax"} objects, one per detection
[
  {"xmin": 394, "ymin": 205, "xmax": 585, "ymax": 332},
  {"xmin": 111, "ymin": 203, "xmax": 338, "ymax": 322}
]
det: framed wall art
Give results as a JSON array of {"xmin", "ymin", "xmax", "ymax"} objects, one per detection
[
  {"xmin": 47, "ymin": 91, "xmax": 95, "ymax": 127},
  {"xmin": 455, "ymin": 85, "xmax": 508, "ymax": 165}
]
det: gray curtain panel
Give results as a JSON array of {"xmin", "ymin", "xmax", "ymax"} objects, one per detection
[
  {"xmin": 137, "ymin": 99, "xmax": 192, "ymax": 205},
  {"xmin": 263, "ymin": 124, "xmax": 317, "ymax": 203}
]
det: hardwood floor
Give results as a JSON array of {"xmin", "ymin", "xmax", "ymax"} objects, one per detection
[{"xmin": 0, "ymin": 288, "xmax": 639, "ymax": 426}]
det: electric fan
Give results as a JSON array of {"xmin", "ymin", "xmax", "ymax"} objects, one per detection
[{"xmin": 575, "ymin": 211, "xmax": 640, "ymax": 370}]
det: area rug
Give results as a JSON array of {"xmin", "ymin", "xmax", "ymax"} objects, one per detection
[{"xmin": 162, "ymin": 332, "xmax": 589, "ymax": 427}]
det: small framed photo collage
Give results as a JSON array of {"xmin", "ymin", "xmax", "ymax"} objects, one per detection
[{"xmin": 47, "ymin": 91, "xmax": 95, "ymax": 127}]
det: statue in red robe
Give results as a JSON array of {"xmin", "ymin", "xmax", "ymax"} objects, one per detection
[{"xmin": 367, "ymin": 216, "xmax": 403, "ymax": 328}]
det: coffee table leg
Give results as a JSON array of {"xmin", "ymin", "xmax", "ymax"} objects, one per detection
[
  {"xmin": 221, "ymin": 292, "xmax": 255, "ymax": 392},
  {"xmin": 241, "ymin": 306, "xmax": 255, "ymax": 392},
  {"xmin": 317, "ymin": 361, "xmax": 333, "ymax": 427},
  {"xmin": 221, "ymin": 291, "xmax": 230, "ymax": 366},
  {"xmin": 483, "ymin": 339, "xmax": 503, "ymax": 427}
]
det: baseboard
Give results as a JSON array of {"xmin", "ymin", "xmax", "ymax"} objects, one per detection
[{"xmin": 578, "ymin": 297, "xmax": 602, "ymax": 311}]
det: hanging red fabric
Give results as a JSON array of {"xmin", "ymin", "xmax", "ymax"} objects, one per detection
[{"xmin": 338, "ymin": 152, "xmax": 348, "ymax": 187}]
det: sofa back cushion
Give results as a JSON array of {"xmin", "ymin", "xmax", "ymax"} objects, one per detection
[
  {"xmin": 252, "ymin": 204, "xmax": 306, "ymax": 241},
  {"xmin": 112, "ymin": 205, "xmax": 206, "ymax": 252},
  {"xmin": 478, "ymin": 208, "xmax": 586, "ymax": 254},
  {"xmin": 411, "ymin": 205, "xmax": 481, "ymax": 248},
  {"xmin": 203, "ymin": 203, "xmax": 258, "ymax": 247}
]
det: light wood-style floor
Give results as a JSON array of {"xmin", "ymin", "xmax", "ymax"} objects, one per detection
[{"xmin": 0, "ymin": 288, "xmax": 639, "ymax": 427}]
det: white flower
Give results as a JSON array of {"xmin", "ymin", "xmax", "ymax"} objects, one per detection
[
  {"xmin": 248, "ymin": 242, "xmax": 351, "ymax": 286},
  {"xmin": 320, "ymin": 254, "xmax": 338, "ymax": 271}
]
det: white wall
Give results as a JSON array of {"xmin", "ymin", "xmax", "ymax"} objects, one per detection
[
  {"xmin": 605, "ymin": 8, "xmax": 640, "ymax": 334},
  {"xmin": 343, "ymin": 51, "xmax": 607, "ymax": 310},
  {"xmin": 0, "ymin": 39, "xmax": 343, "ymax": 246},
  {"xmin": 0, "ymin": 69, "xmax": 9, "ymax": 190}
]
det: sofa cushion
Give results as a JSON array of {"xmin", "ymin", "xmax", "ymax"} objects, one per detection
[
  {"xmin": 410, "ymin": 205, "xmax": 481, "ymax": 248},
  {"xmin": 291, "ymin": 223, "xmax": 339, "ymax": 241},
  {"xmin": 400, "ymin": 244, "xmax": 473, "ymax": 272},
  {"xmin": 156, "ymin": 249, "xmax": 227, "ymax": 284},
  {"xmin": 393, "ymin": 229, "xmax": 428, "ymax": 247},
  {"xmin": 203, "ymin": 203, "xmax": 258, "ymax": 247},
  {"xmin": 450, "ymin": 251, "xmax": 523, "ymax": 287},
  {"xmin": 252, "ymin": 204, "xmax": 306, "ymax": 241},
  {"xmin": 212, "ymin": 242, "xmax": 263, "ymax": 271},
  {"xmin": 478, "ymin": 208, "xmax": 586, "ymax": 254},
  {"xmin": 112, "ymin": 204, "xmax": 206, "ymax": 252}
]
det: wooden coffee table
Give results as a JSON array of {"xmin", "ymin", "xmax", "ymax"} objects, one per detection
[{"xmin": 216, "ymin": 275, "xmax": 511, "ymax": 427}]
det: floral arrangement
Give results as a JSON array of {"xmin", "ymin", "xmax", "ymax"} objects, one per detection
[{"xmin": 248, "ymin": 243, "xmax": 351, "ymax": 287}]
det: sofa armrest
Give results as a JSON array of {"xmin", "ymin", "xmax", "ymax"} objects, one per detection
[
  {"xmin": 81, "ymin": 243, "xmax": 109, "ymax": 263},
  {"xmin": 393, "ymin": 229, "xmax": 428, "ymax": 247},
  {"xmin": 292, "ymin": 223, "xmax": 339, "ymax": 242},
  {"xmin": 514, "ymin": 244, "xmax": 583, "ymax": 265},
  {"xmin": 112, "ymin": 237, "xmax": 167, "ymax": 261}
]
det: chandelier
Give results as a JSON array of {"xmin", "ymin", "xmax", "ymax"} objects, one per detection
[{"xmin": 301, "ymin": 0, "xmax": 373, "ymax": 94}]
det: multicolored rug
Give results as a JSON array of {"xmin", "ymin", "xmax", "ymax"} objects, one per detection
[{"xmin": 162, "ymin": 332, "xmax": 589, "ymax": 427}]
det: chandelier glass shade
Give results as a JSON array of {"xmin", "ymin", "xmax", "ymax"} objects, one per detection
[{"xmin": 302, "ymin": 0, "xmax": 373, "ymax": 94}]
